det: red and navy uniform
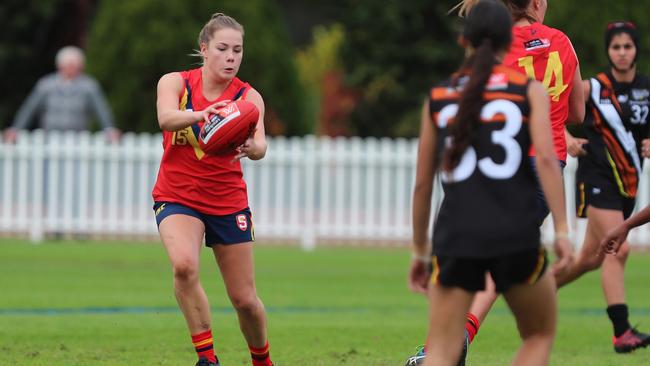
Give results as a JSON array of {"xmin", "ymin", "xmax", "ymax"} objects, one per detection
[
  {"xmin": 428, "ymin": 66, "xmax": 547, "ymax": 293},
  {"xmin": 152, "ymin": 68, "xmax": 251, "ymax": 215},
  {"xmin": 504, "ymin": 22, "xmax": 579, "ymax": 162}
]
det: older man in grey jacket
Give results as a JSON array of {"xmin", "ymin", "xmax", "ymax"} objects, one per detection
[{"xmin": 4, "ymin": 46, "xmax": 120, "ymax": 143}]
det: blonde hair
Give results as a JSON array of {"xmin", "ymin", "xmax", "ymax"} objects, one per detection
[
  {"xmin": 198, "ymin": 12, "xmax": 245, "ymax": 47},
  {"xmin": 450, "ymin": 0, "xmax": 480, "ymax": 17}
]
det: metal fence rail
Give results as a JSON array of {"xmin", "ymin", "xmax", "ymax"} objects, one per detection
[{"xmin": 1, "ymin": 130, "xmax": 650, "ymax": 248}]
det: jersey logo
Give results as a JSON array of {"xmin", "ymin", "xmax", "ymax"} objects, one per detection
[
  {"xmin": 523, "ymin": 38, "xmax": 550, "ymax": 51},
  {"xmin": 155, "ymin": 203, "xmax": 167, "ymax": 216},
  {"xmin": 486, "ymin": 73, "xmax": 508, "ymax": 90},
  {"xmin": 236, "ymin": 214, "xmax": 248, "ymax": 231},
  {"xmin": 592, "ymin": 187, "xmax": 601, "ymax": 195},
  {"xmin": 632, "ymin": 89, "xmax": 649, "ymax": 100},
  {"xmin": 618, "ymin": 94, "xmax": 629, "ymax": 103}
]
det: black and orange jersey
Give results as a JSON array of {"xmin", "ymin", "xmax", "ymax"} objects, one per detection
[
  {"xmin": 429, "ymin": 65, "xmax": 540, "ymax": 258},
  {"xmin": 578, "ymin": 71, "xmax": 650, "ymax": 199}
]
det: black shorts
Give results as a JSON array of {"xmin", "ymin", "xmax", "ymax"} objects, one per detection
[
  {"xmin": 430, "ymin": 247, "xmax": 548, "ymax": 293},
  {"xmin": 575, "ymin": 180, "xmax": 635, "ymax": 219},
  {"xmin": 153, "ymin": 202, "xmax": 254, "ymax": 246}
]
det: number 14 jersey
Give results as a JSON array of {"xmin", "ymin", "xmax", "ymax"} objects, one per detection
[
  {"xmin": 504, "ymin": 22, "xmax": 579, "ymax": 162},
  {"xmin": 429, "ymin": 65, "xmax": 539, "ymax": 257}
]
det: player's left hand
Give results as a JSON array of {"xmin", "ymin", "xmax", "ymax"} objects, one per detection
[
  {"xmin": 232, "ymin": 135, "xmax": 263, "ymax": 161},
  {"xmin": 408, "ymin": 258, "xmax": 430, "ymax": 295},
  {"xmin": 551, "ymin": 236, "xmax": 574, "ymax": 276},
  {"xmin": 641, "ymin": 139, "xmax": 650, "ymax": 158},
  {"xmin": 600, "ymin": 225, "xmax": 629, "ymax": 255}
]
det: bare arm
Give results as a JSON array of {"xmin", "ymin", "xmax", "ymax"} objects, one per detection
[
  {"xmin": 601, "ymin": 205, "xmax": 650, "ymax": 254},
  {"xmin": 156, "ymin": 72, "xmax": 204, "ymax": 131},
  {"xmin": 528, "ymin": 81, "xmax": 573, "ymax": 271},
  {"xmin": 566, "ymin": 66, "xmax": 585, "ymax": 124},
  {"xmin": 412, "ymin": 99, "xmax": 437, "ymax": 256},
  {"xmin": 409, "ymin": 98, "xmax": 437, "ymax": 294}
]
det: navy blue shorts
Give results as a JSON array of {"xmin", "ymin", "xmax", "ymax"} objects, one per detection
[
  {"xmin": 529, "ymin": 157, "xmax": 566, "ymax": 226},
  {"xmin": 153, "ymin": 202, "xmax": 254, "ymax": 246}
]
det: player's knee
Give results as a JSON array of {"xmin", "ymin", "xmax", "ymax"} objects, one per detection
[
  {"xmin": 172, "ymin": 259, "xmax": 199, "ymax": 283},
  {"xmin": 580, "ymin": 254, "xmax": 603, "ymax": 272},
  {"xmin": 230, "ymin": 293, "xmax": 261, "ymax": 314}
]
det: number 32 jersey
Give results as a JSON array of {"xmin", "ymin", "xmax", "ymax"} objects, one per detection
[
  {"xmin": 430, "ymin": 65, "xmax": 540, "ymax": 257},
  {"xmin": 504, "ymin": 22, "xmax": 579, "ymax": 162}
]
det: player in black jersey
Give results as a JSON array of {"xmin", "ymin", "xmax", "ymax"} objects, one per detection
[
  {"xmin": 561, "ymin": 21, "xmax": 650, "ymax": 353},
  {"xmin": 408, "ymin": 1, "xmax": 573, "ymax": 365}
]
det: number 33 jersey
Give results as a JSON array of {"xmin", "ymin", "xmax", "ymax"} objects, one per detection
[
  {"xmin": 429, "ymin": 65, "xmax": 540, "ymax": 258},
  {"xmin": 504, "ymin": 22, "xmax": 579, "ymax": 162},
  {"xmin": 579, "ymin": 71, "xmax": 650, "ymax": 198}
]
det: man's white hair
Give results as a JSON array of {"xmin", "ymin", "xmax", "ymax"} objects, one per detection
[{"xmin": 55, "ymin": 46, "xmax": 85, "ymax": 67}]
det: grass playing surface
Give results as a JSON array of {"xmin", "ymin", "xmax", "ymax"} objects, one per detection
[{"xmin": 1, "ymin": 239, "xmax": 649, "ymax": 365}]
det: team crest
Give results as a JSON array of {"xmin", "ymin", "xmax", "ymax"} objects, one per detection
[{"xmin": 236, "ymin": 214, "xmax": 248, "ymax": 231}]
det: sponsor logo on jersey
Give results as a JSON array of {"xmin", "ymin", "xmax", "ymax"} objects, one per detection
[
  {"xmin": 632, "ymin": 88, "xmax": 650, "ymax": 100},
  {"xmin": 618, "ymin": 94, "xmax": 629, "ymax": 103},
  {"xmin": 592, "ymin": 187, "xmax": 601, "ymax": 195},
  {"xmin": 523, "ymin": 38, "xmax": 550, "ymax": 51},
  {"xmin": 486, "ymin": 73, "xmax": 508, "ymax": 90}
]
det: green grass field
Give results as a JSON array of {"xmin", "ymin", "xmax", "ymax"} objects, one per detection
[{"xmin": 1, "ymin": 239, "xmax": 649, "ymax": 366}]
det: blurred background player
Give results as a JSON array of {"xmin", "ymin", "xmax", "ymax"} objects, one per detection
[
  {"xmin": 3, "ymin": 45, "xmax": 120, "ymax": 143},
  {"xmin": 559, "ymin": 21, "xmax": 650, "ymax": 353},
  {"xmin": 152, "ymin": 13, "xmax": 273, "ymax": 366},
  {"xmin": 406, "ymin": 0, "xmax": 583, "ymax": 363},
  {"xmin": 409, "ymin": 1, "xmax": 573, "ymax": 365}
]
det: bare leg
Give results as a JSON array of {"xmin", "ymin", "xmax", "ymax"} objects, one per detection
[
  {"xmin": 555, "ymin": 206, "xmax": 611, "ymax": 288},
  {"xmin": 422, "ymin": 285, "xmax": 474, "ymax": 366},
  {"xmin": 602, "ymin": 240, "xmax": 630, "ymax": 304},
  {"xmin": 468, "ymin": 273, "xmax": 498, "ymax": 324},
  {"xmin": 159, "ymin": 215, "xmax": 211, "ymax": 334},
  {"xmin": 213, "ymin": 242, "xmax": 269, "ymax": 347},
  {"xmin": 504, "ymin": 271, "xmax": 557, "ymax": 366}
]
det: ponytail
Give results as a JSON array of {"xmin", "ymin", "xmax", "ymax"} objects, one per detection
[{"xmin": 443, "ymin": 40, "xmax": 497, "ymax": 172}]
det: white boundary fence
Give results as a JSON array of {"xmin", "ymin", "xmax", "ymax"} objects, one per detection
[{"xmin": 2, "ymin": 130, "xmax": 650, "ymax": 248}]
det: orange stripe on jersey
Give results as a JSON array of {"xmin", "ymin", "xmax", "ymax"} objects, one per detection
[
  {"xmin": 483, "ymin": 92, "xmax": 526, "ymax": 102},
  {"xmin": 494, "ymin": 65, "xmax": 529, "ymax": 86},
  {"xmin": 431, "ymin": 87, "xmax": 459, "ymax": 101},
  {"xmin": 592, "ymin": 109, "xmax": 638, "ymax": 196},
  {"xmin": 596, "ymin": 73, "xmax": 624, "ymax": 115}
]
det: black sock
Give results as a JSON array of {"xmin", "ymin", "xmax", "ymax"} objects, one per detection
[{"xmin": 606, "ymin": 304, "xmax": 631, "ymax": 337}]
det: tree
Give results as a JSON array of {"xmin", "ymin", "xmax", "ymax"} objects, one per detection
[
  {"xmin": 340, "ymin": 0, "xmax": 462, "ymax": 137},
  {"xmin": 85, "ymin": 0, "xmax": 309, "ymax": 134}
]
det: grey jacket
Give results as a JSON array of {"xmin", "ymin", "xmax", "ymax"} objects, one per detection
[{"xmin": 11, "ymin": 73, "xmax": 115, "ymax": 131}]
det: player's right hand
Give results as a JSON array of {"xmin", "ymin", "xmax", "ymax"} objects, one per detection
[
  {"xmin": 3, "ymin": 128, "xmax": 17, "ymax": 144},
  {"xmin": 201, "ymin": 100, "xmax": 232, "ymax": 124},
  {"xmin": 567, "ymin": 136, "xmax": 588, "ymax": 157}
]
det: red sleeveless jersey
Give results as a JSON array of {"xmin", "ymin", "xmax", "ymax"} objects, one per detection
[
  {"xmin": 504, "ymin": 23, "xmax": 579, "ymax": 161},
  {"xmin": 152, "ymin": 68, "xmax": 252, "ymax": 215}
]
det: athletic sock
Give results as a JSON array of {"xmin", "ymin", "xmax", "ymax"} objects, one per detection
[
  {"xmin": 607, "ymin": 304, "xmax": 632, "ymax": 338},
  {"xmin": 465, "ymin": 312, "xmax": 481, "ymax": 343},
  {"xmin": 192, "ymin": 330, "xmax": 218, "ymax": 364},
  {"xmin": 249, "ymin": 340, "xmax": 273, "ymax": 366}
]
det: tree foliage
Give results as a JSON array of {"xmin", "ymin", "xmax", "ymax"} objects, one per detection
[
  {"xmin": 340, "ymin": 0, "xmax": 463, "ymax": 137},
  {"xmin": 85, "ymin": 0, "xmax": 309, "ymax": 134}
]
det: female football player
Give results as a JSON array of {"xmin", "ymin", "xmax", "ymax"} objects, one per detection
[
  {"xmin": 406, "ymin": 1, "xmax": 583, "ymax": 364},
  {"xmin": 152, "ymin": 13, "xmax": 273, "ymax": 366},
  {"xmin": 409, "ymin": 1, "xmax": 572, "ymax": 365},
  {"xmin": 559, "ymin": 21, "xmax": 650, "ymax": 353}
]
